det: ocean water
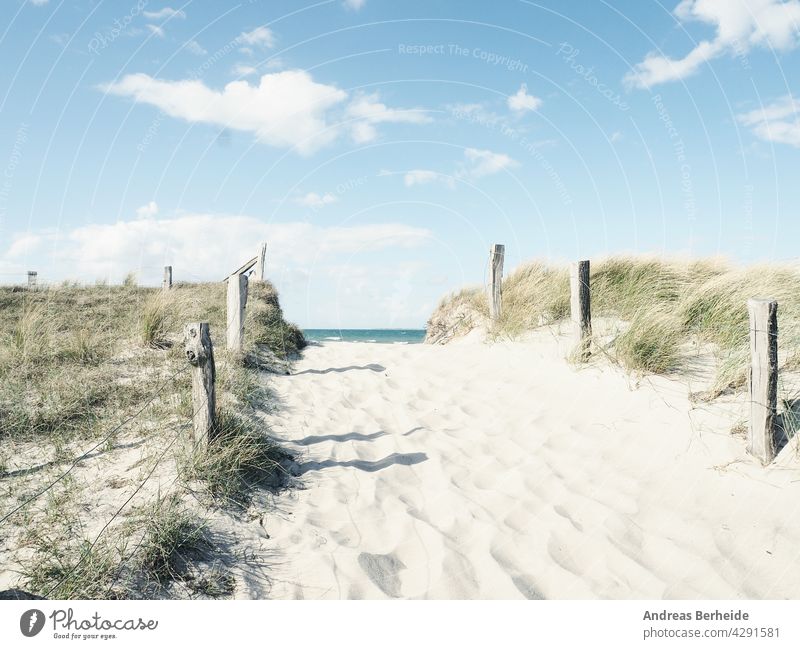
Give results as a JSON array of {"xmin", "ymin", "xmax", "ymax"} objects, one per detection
[{"xmin": 303, "ymin": 329, "xmax": 427, "ymax": 344}]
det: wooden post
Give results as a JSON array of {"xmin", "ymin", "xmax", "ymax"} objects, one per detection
[
  {"xmin": 226, "ymin": 273, "xmax": 248, "ymax": 352},
  {"xmin": 488, "ymin": 244, "xmax": 504, "ymax": 320},
  {"xmin": 27, "ymin": 271, "xmax": 37, "ymax": 290},
  {"xmin": 570, "ymin": 260, "xmax": 591, "ymax": 361},
  {"xmin": 253, "ymin": 242, "xmax": 267, "ymax": 282},
  {"xmin": 184, "ymin": 322, "xmax": 216, "ymax": 449},
  {"xmin": 162, "ymin": 266, "xmax": 173, "ymax": 290},
  {"xmin": 748, "ymin": 298, "xmax": 778, "ymax": 464}
]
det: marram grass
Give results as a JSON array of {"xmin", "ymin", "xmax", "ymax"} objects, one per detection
[{"xmin": 429, "ymin": 256, "xmax": 800, "ymax": 394}]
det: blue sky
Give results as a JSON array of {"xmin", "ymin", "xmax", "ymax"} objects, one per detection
[{"xmin": 0, "ymin": 0, "xmax": 799, "ymax": 327}]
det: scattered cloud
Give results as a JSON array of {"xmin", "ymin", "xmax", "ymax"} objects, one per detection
[
  {"xmin": 29, "ymin": 0, "xmax": 49, "ymax": 5},
  {"xmin": 231, "ymin": 63, "xmax": 258, "ymax": 77},
  {"xmin": 403, "ymin": 148, "xmax": 518, "ymax": 189},
  {"xmin": 346, "ymin": 92, "xmax": 432, "ymax": 143},
  {"xmin": 146, "ymin": 24, "xmax": 165, "ymax": 38},
  {"xmin": 507, "ymin": 83, "xmax": 542, "ymax": 112},
  {"xmin": 461, "ymin": 147, "xmax": 517, "ymax": 177},
  {"xmin": 185, "ymin": 40, "xmax": 207, "ymax": 56},
  {"xmin": 136, "ymin": 201, "xmax": 159, "ymax": 219},
  {"xmin": 143, "ymin": 7, "xmax": 186, "ymax": 20},
  {"xmin": 404, "ymin": 170, "xmax": 441, "ymax": 187},
  {"xmin": 610, "ymin": 130, "xmax": 623, "ymax": 143},
  {"xmin": 1, "ymin": 212, "xmax": 432, "ymax": 284},
  {"xmin": 103, "ymin": 71, "xmax": 431, "ymax": 154},
  {"xmin": 49, "ymin": 32, "xmax": 70, "ymax": 47},
  {"xmin": 295, "ymin": 192, "xmax": 338, "ymax": 208},
  {"xmin": 626, "ymin": 0, "xmax": 800, "ymax": 88},
  {"xmin": 237, "ymin": 26, "xmax": 275, "ymax": 49},
  {"xmin": 344, "ymin": 0, "xmax": 366, "ymax": 9},
  {"xmin": 737, "ymin": 95, "xmax": 800, "ymax": 146}
]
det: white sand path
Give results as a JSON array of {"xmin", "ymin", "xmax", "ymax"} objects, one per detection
[{"xmin": 258, "ymin": 332, "xmax": 800, "ymax": 599}]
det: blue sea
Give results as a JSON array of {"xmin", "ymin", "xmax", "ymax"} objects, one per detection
[{"xmin": 303, "ymin": 329, "xmax": 427, "ymax": 344}]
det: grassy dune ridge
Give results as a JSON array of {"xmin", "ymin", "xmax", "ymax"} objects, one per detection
[
  {"xmin": 428, "ymin": 257, "xmax": 800, "ymax": 396},
  {"xmin": 0, "ymin": 278, "xmax": 305, "ymax": 598}
]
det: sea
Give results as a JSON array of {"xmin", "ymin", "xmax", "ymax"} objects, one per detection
[{"xmin": 303, "ymin": 329, "xmax": 427, "ymax": 344}]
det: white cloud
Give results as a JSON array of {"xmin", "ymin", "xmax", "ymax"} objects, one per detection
[
  {"xmin": 231, "ymin": 63, "xmax": 258, "ymax": 77},
  {"xmin": 102, "ymin": 71, "xmax": 348, "ymax": 155},
  {"xmin": 403, "ymin": 149, "xmax": 517, "ymax": 189},
  {"xmin": 146, "ymin": 24, "xmax": 165, "ymax": 38},
  {"xmin": 626, "ymin": 0, "xmax": 800, "ymax": 88},
  {"xmin": 237, "ymin": 26, "xmax": 275, "ymax": 49},
  {"xmin": 507, "ymin": 83, "xmax": 542, "ymax": 112},
  {"xmin": 404, "ymin": 170, "xmax": 440, "ymax": 187},
  {"xmin": 143, "ymin": 7, "xmax": 186, "ymax": 20},
  {"xmin": 136, "ymin": 201, "xmax": 159, "ymax": 219},
  {"xmin": 345, "ymin": 92, "xmax": 432, "ymax": 143},
  {"xmin": 295, "ymin": 192, "xmax": 338, "ymax": 208},
  {"xmin": 344, "ymin": 0, "xmax": 366, "ymax": 9},
  {"xmin": 6, "ymin": 233, "xmax": 42, "ymax": 258},
  {"xmin": 461, "ymin": 148, "xmax": 517, "ymax": 177},
  {"xmin": 103, "ymin": 72, "xmax": 431, "ymax": 154},
  {"xmin": 0, "ymin": 213, "xmax": 432, "ymax": 284},
  {"xmin": 610, "ymin": 130, "xmax": 623, "ymax": 143},
  {"xmin": 737, "ymin": 95, "xmax": 800, "ymax": 146},
  {"xmin": 29, "ymin": 0, "xmax": 49, "ymax": 5},
  {"xmin": 185, "ymin": 40, "xmax": 207, "ymax": 56}
]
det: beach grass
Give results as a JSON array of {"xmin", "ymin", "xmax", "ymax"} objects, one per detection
[
  {"xmin": 428, "ymin": 256, "xmax": 800, "ymax": 394},
  {"xmin": 0, "ymin": 277, "xmax": 302, "ymax": 598}
]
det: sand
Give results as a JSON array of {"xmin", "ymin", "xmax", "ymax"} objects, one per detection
[{"xmin": 260, "ymin": 329, "xmax": 800, "ymax": 599}]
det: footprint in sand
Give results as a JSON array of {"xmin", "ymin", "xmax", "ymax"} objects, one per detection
[{"xmin": 357, "ymin": 552, "xmax": 406, "ymax": 598}]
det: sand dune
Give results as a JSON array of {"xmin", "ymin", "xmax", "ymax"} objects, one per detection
[{"xmin": 259, "ymin": 330, "xmax": 800, "ymax": 599}]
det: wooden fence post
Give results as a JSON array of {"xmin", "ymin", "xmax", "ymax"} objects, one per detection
[
  {"xmin": 162, "ymin": 266, "xmax": 173, "ymax": 290},
  {"xmin": 254, "ymin": 242, "xmax": 267, "ymax": 282},
  {"xmin": 570, "ymin": 260, "xmax": 591, "ymax": 361},
  {"xmin": 184, "ymin": 322, "xmax": 216, "ymax": 449},
  {"xmin": 27, "ymin": 271, "xmax": 37, "ymax": 291},
  {"xmin": 488, "ymin": 244, "xmax": 504, "ymax": 320},
  {"xmin": 748, "ymin": 298, "xmax": 778, "ymax": 464},
  {"xmin": 226, "ymin": 273, "xmax": 248, "ymax": 352}
]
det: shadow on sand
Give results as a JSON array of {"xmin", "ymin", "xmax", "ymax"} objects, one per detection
[
  {"xmin": 299, "ymin": 452, "xmax": 427, "ymax": 475},
  {"xmin": 292, "ymin": 363, "xmax": 385, "ymax": 376},
  {"xmin": 296, "ymin": 430, "xmax": 389, "ymax": 445}
]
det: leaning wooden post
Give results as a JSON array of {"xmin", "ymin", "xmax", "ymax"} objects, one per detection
[
  {"xmin": 570, "ymin": 260, "xmax": 591, "ymax": 361},
  {"xmin": 748, "ymin": 298, "xmax": 778, "ymax": 464},
  {"xmin": 162, "ymin": 265, "xmax": 173, "ymax": 290},
  {"xmin": 253, "ymin": 242, "xmax": 267, "ymax": 282},
  {"xmin": 27, "ymin": 271, "xmax": 37, "ymax": 291},
  {"xmin": 488, "ymin": 244, "xmax": 504, "ymax": 320},
  {"xmin": 226, "ymin": 273, "xmax": 249, "ymax": 352},
  {"xmin": 184, "ymin": 322, "xmax": 216, "ymax": 449}
]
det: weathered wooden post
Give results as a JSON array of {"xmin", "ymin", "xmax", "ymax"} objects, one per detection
[
  {"xmin": 570, "ymin": 260, "xmax": 591, "ymax": 361},
  {"xmin": 27, "ymin": 271, "xmax": 37, "ymax": 290},
  {"xmin": 226, "ymin": 273, "xmax": 248, "ymax": 352},
  {"xmin": 162, "ymin": 266, "xmax": 173, "ymax": 290},
  {"xmin": 253, "ymin": 242, "xmax": 267, "ymax": 282},
  {"xmin": 184, "ymin": 322, "xmax": 216, "ymax": 449},
  {"xmin": 748, "ymin": 298, "xmax": 778, "ymax": 464},
  {"xmin": 488, "ymin": 244, "xmax": 504, "ymax": 320}
]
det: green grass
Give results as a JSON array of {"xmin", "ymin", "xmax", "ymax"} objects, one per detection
[
  {"xmin": 429, "ymin": 256, "xmax": 800, "ymax": 392},
  {"xmin": 137, "ymin": 493, "xmax": 209, "ymax": 583},
  {"xmin": 182, "ymin": 408, "xmax": 289, "ymax": 506},
  {"xmin": 246, "ymin": 282, "xmax": 307, "ymax": 358},
  {"xmin": 1, "ymin": 276, "xmax": 302, "ymax": 599},
  {"xmin": 20, "ymin": 527, "xmax": 127, "ymax": 600}
]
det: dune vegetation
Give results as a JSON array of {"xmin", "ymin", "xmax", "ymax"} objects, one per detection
[
  {"xmin": 427, "ymin": 257, "xmax": 800, "ymax": 397},
  {"xmin": 0, "ymin": 278, "xmax": 305, "ymax": 598}
]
